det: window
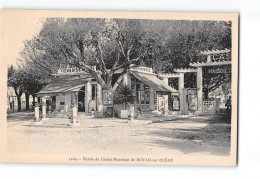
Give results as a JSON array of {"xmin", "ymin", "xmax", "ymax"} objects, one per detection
[
  {"xmin": 92, "ymin": 84, "xmax": 97, "ymax": 100},
  {"xmin": 60, "ymin": 96, "xmax": 65, "ymax": 105},
  {"xmin": 136, "ymin": 84, "xmax": 141, "ymax": 91}
]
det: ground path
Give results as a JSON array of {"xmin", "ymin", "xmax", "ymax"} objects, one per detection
[{"xmin": 6, "ymin": 111, "xmax": 231, "ymax": 157}]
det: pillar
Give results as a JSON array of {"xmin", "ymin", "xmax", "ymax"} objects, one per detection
[
  {"xmin": 197, "ymin": 67, "xmax": 203, "ymax": 112},
  {"xmin": 85, "ymin": 82, "xmax": 92, "ymax": 113},
  {"xmin": 65, "ymin": 94, "xmax": 71, "ymax": 112},
  {"xmin": 34, "ymin": 104, "xmax": 40, "ymax": 122},
  {"xmin": 97, "ymin": 84, "xmax": 103, "ymax": 112},
  {"xmin": 179, "ymin": 73, "xmax": 185, "ymax": 114},
  {"xmin": 163, "ymin": 95, "xmax": 169, "ymax": 111},
  {"xmin": 56, "ymin": 96, "xmax": 60, "ymax": 110},
  {"xmin": 150, "ymin": 90, "xmax": 155, "ymax": 110},
  {"xmin": 42, "ymin": 96, "xmax": 47, "ymax": 120},
  {"xmin": 72, "ymin": 105, "xmax": 78, "ymax": 122},
  {"xmin": 122, "ymin": 72, "xmax": 131, "ymax": 86},
  {"xmin": 129, "ymin": 105, "xmax": 135, "ymax": 121},
  {"xmin": 71, "ymin": 93, "xmax": 78, "ymax": 124},
  {"xmin": 162, "ymin": 77, "xmax": 169, "ymax": 85}
]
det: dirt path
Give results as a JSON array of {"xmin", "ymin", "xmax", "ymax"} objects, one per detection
[{"xmin": 6, "ymin": 113, "xmax": 231, "ymax": 156}]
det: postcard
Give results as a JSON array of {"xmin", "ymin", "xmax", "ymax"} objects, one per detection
[{"xmin": 0, "ymin": 10, "xmax": 238, "ymax": 166}]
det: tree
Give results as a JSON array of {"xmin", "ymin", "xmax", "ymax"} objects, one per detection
[
  {"xmin": 18, "ymin": 18, "xmax": 231, "ymax": 100},
  {"xmin": 22, "ymin": 68, "xmax": 48, "ymax": 108},
  {"xmin": 8, "ymin": 65, "xmax": 25, "ymax": 112},
  {"xmin": 114, "ymin": 85, "xmax": 135, "ymax": 110},
  {"xmin": 162, "ymin": 21, "xmax": 231, "ymax": 97},
  {"xmin": 24, "ymin": 18, "xmax": 162, "ymax": 91}
]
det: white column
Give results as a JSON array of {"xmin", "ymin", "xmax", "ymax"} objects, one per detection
[
  {"xmin": 122, "ymin": 72, "xmax": 131, "ymax": 86},
  {"xmin": 85, "ymin": 82, "xmax": 92, "ymax": 113},
  {"xmin": 162, "ymin": 77, "xmax": 168, "ymax": 85},
  {"xmin": 34, "ymin": 105, "xmax": 40, "ymax": 122},
  {"xmin": 97, "ymin": 84, "xmax": 103, "ymax": 112},
  {"xmin": 72, "ymin": 105, "xmax": 78, "ymax": 122},
  {"xmin": 71, "ymin": 93, "xmax": 78, "ymax": 123},
  {"xmin": 178, "ymin": 73, "xmax": 185, "ymax": 115},
  {"xmin": 56, "ymin": 96, "xmax": 60, "ymax": 110},
  {"xmin": 65, "ymin": 94, "xmax": 71, "ymax": 112},
  {"xmin": 42, "ymin": 96, "xmax": 47, "ymax": 119},
  {"xmin": 149, "ymin": 90, "xmax": 155, "ymax": 110},
  {"xmin": 163, "ymin": 95, "xmax": 169, "ymax": 111},
  {"xmin": 197, "ymin": 67, "xmax": 203, "ymax": 112}
]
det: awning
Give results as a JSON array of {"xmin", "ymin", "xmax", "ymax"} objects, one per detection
[
  {"xmin": 37, "ymin": 75, "xmax": 89, "ymax": 97},
  {"xmin": 130, "ymin": 71, "xmax": 178, "ymax": 94}
]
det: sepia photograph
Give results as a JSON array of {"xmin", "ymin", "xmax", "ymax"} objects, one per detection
[{"xmin": 0, "ymin": 10, "xmax": 238, "ymax": 166}]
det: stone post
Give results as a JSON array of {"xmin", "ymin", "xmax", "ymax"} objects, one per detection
[
  {"xmin": 179, "ymin": 73, "xmax": 185, "ymax": 115},
  {"xmin": 97, "ymin": 84, "xmax": 103, "ymax": 115},
  {"xmin": 163, "ymin": 95, "xmax": 169, "ymax": 111},
  {"xmin": 71, "ymin": 93, "xmax": 80, "ymax": 126},
  {"xmin": 34, "ymin": 104, "xmax": 40, "ymax": 122},
  {"xmin": 41, "ymin": 96, "xmax": 47, "ymax": 120},
  {"xmin": 197, "ymin": 67, "xmax": 203, "ymax": 112},
  {"xmin": 85, "ymin": 82, "xmax": 92, "ymax": 113},
  {"xmin": 72, "ymin": 105, "xmax": 78, "ymax": 122},
  {"xmin": 129, "ymin": 105, "xmax": 135, "ymax": 121}
]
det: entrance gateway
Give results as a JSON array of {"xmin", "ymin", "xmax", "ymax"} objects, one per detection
[{"xmin": 36, "ymin": 49, "xmax": 231, "ymax": 116}]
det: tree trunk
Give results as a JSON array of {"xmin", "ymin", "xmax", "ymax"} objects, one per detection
[
  {"xmin": 204, "ymin": 88, "xmax": 209, "ymax": 100},
  {"xmin": 25, "ymin": 93, "xmax": 30, "ymax": 110},
  {"xmin": 32, "ymin": 94, "xmax": 36, "ymax": 106},
  {"xmin": 17, "ymin": 96, "xmax": 22, "ymax": 112}
]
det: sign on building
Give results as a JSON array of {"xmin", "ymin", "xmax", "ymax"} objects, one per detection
[
  {"xmin": 208, "ymin": 67, "xmax": 231, "ymax": 74},
  {"xmin": 103, "ymin": 90, "xmax": 113, "ymax": 106},
  {"xmin": 172, "ymin": 96, "xmax": 180, "ymax": 110},
  {"xmin": 187, "ymin": 89, "xmax": 198, "ymax": 111},
  {"xmin": 158, "ymin": 96, "xmax": 165, "ymax": 110}
]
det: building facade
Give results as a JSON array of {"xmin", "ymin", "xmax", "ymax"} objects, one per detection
[
  {"xmin": 37, "ymin": 65, "xmax": 179, "ymax": 116},
  {"xmin": 37, "ymin": 49, "xmax": 232, "ymax": 117}
]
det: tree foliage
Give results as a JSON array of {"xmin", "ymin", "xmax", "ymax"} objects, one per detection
[
  {"xmin": 8, "ymin": 65, "xmax": 25, "ymax": 111},
  {"xmin": 114, "ymin": 85, "xmax": 135, "ymax": 110},
  {"xmin": 16, "ymin": 18, "xmax": 231, "ymax": 102}
]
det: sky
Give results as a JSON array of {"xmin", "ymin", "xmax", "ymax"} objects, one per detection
[{"xmin": 1, "ymin": 11, "xmax": 44, "ymax": 67}]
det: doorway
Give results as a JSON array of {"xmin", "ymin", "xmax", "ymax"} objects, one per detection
[{"xmin": 78, "ymin": 86, "xmax": 85, "ymax": 112}]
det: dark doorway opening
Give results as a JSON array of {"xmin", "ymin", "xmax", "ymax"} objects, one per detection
[{"xmin": 78, "ymin": 86, "xmax": 85, "ymax": 112}]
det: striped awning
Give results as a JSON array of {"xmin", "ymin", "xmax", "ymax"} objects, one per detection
[
  {"xmin": 130, "ymin": 71, "xmax": 178, "ymax": 94},
  {"xmin": 37, "ymin": 75, "xmax": 89, "ymax": 97}
]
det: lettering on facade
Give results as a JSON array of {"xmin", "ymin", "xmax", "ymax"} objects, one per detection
[
  {"xmin": 208, "ymin": 68, "xmax": 231, "ymax": 74},
  {"xmin": 58, "ymin": 67, "xmax": 81, "ymax": 74},
  {"xmin": 131, "ymin": 66, "xmax": 153, "ymax": 74},
  {"xmin": 57, "ymin": 66, "xmax": 96, "ymax": 75}
]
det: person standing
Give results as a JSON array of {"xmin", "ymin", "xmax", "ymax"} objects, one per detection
[{"xmin": 226, "ymin": 96, "xmax": 232, "ymax": 112}]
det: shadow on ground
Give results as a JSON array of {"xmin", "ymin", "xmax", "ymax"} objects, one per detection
[
  {"xmin": 146, "ymin": 113, "xmax": 231, "ymax": 156},
  {"xmin": 7, "ymin": 111, "xmax": 34, "ymax": 122}
]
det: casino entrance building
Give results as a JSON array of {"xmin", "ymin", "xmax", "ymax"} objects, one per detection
[
  {"xmin": 37, "ymin": 49, "xmax": 231, "ymax": 118},
  {"xmin": 37, "ymin": 65, "xmax": 179, "ymax": 117}
]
